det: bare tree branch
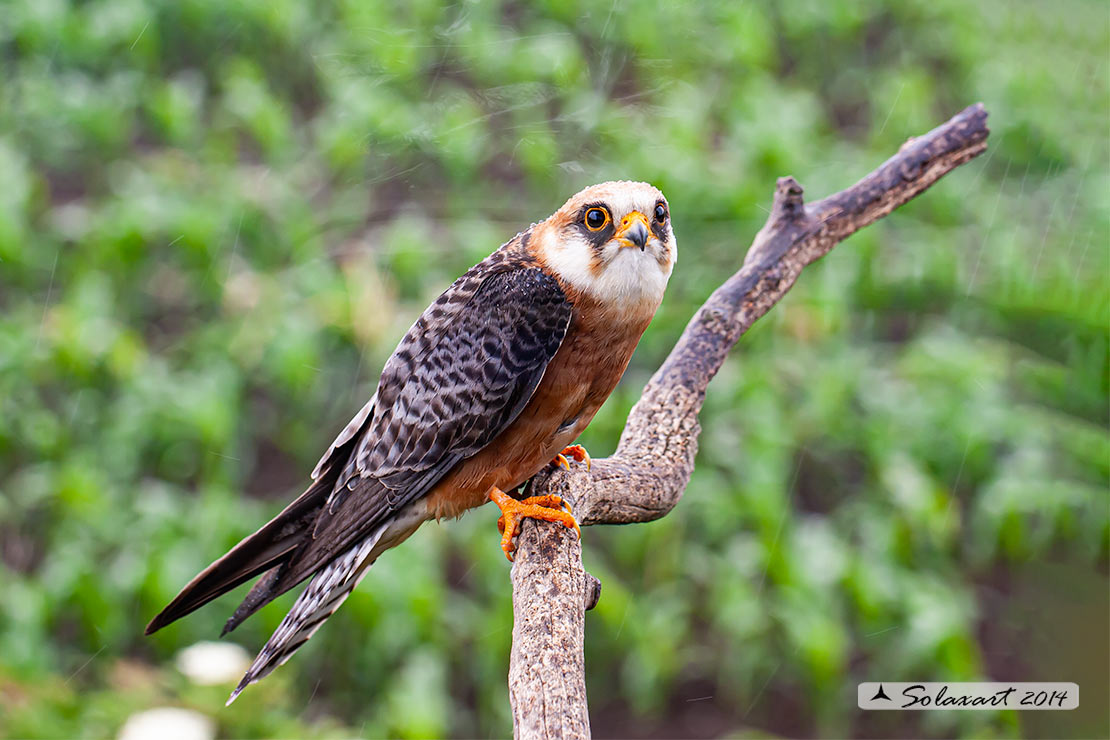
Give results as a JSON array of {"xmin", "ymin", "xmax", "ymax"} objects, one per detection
[{"xmin": 505, "ymin": 104, "xmax": 990, "ymax": 739}]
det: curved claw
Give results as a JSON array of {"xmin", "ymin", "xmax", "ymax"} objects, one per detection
[
  {"xmin": 488, "ymin": 488, "xmax": 581, "ymax": 562},
  {"xmin": 550, "ymin": 444, "xmax": 591, "ymax": 472}
]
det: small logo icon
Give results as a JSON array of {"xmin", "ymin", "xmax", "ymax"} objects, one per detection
[{"xmin": 870, "ymin": 684, "xmax": 892, "ymax": 702}]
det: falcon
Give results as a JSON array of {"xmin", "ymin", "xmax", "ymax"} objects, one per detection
[{"xmin": 146, "ymin": 181, "xmax": 677, "ymax": 702}]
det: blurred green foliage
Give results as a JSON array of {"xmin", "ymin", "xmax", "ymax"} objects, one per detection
[{"xmin": 1, "ymin": 0, "xmax": 1107, "ymax": 738}]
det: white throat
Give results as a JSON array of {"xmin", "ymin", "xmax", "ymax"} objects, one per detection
[{"xmin": 537, "ymin": 229, "xmax": 675, "ymax": 314}]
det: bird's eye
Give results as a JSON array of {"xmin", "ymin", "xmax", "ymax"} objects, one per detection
[
  {"xmin": 654, "ymin": 203, "xmax": 668, "ymax": 224},
  {"xmin": 584, "ymin": 207, "xmax": 609, "ymax": 231}
]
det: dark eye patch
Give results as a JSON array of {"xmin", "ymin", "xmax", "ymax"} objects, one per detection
[
  {"xmin": 650, "ymin": 200, "xmax": 670, "ymax": 242},
  {"xmin": 576, "ymin": 203, "xmax": 613, "ymax": 246}
]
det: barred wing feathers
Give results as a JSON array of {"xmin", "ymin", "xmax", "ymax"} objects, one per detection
[
  {"xmin": 284, "ymin": 266, "xmax": 573, "ymax": 586},
  {"xmin": 226, "ymin": 265, "xmax": 572, "ymax": 700}
]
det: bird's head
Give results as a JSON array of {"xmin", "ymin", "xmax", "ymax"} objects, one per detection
[{"xmin": 532, "ymin": 181, "xmax": 676, "ymax": 315}]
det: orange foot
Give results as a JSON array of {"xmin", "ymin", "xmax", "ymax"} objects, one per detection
[
  {"xmin": 488, "ymin": 487, "xmax": 581, "ymax": 562},
  {"xmin": 550, "ymin": 444, "xmax": 592, "ymax": 471}
]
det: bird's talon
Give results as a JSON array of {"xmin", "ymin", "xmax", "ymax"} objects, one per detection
[
  {"xmin": 550, "ymin": 444, "xmax": 591, "ymax": 471},
  {"xmin": 488, "ymin": 487, "xmax": 581, "ymax": 562}
]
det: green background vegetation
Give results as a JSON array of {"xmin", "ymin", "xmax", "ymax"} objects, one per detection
[{"xmin": 1, "ymin": 0, "xmax": 1107, "ymax": 737}]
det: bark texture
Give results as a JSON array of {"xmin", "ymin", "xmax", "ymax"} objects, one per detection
[{"xmin": 506, "ymin": 104, "xmax": 990, "ymax": 739}]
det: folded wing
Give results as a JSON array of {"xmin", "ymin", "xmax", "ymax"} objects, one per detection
[{"xmin": 146, "ymin": 261, "xmax": 572, "ymax": 651}]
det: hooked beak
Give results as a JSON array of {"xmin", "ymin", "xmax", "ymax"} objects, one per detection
[{"xmin": 614, "ymin": 211, "xmax": 650, "ymax": 251}]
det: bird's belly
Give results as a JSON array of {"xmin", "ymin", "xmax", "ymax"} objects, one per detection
[
  {"xmin": 423, "ymin": 313, "xmax": 650, "ymax": 520},
  {"xmin": 423, "ymin": 389, "xmax": 597, "ymax": 520}
]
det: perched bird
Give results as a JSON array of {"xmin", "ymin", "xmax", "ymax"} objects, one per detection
[{"xmin": 146, "ymin": 181, "xmax": 677, "ymax": 703}]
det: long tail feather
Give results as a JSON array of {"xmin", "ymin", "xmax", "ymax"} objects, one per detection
[
  {"xmin": 221, "ymin": 566, "xmax": 283, "ymax": 637},
  {"xmin": 145, "ymin": 473, "xmax": 335, "ymax": 636},
  {"xmin": 226, "ymin": 525, "xmax": 387, "ymax": 704}
]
